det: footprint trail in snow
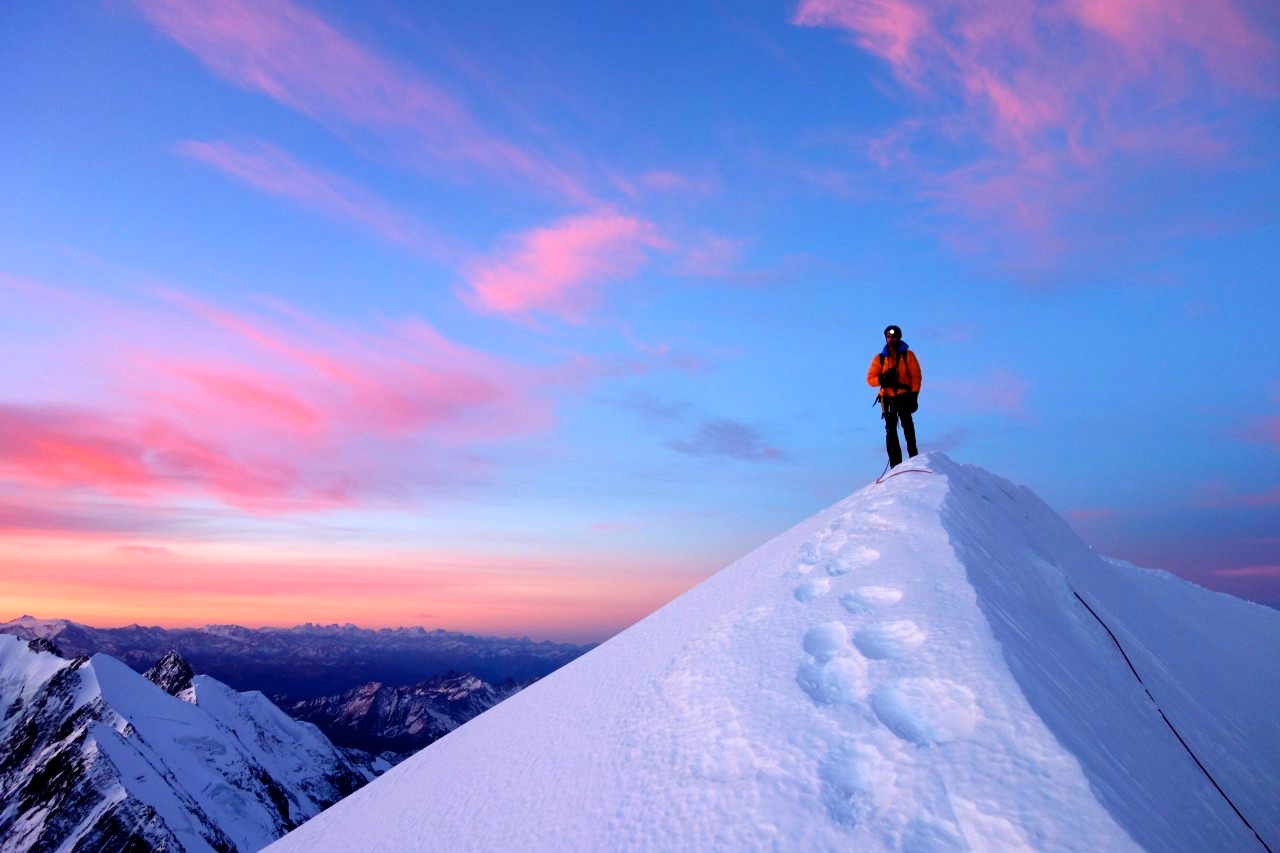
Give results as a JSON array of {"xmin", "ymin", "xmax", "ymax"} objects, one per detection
[{"xmin": 791, "ymin": 478, "xmax": 987, "ymax": 834}]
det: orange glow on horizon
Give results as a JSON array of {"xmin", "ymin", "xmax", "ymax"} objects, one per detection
[{"xmin": 0, "ymin": 534, "xmax": 712, "ymax": 643}]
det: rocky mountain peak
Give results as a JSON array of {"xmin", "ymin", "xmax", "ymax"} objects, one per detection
[
  {"xmin": 26, "ymin": 637, "xmax": 64, "ymax": 658},
  {"xmin": 144, "ymin": 650, "xmax": 194, "ymax": 696}
]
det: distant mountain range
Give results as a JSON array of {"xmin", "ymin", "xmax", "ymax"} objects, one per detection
[
  {"xmin": 0, "ymin": 616, "xmax": 593, "ymax": 703},
  {"xmin": 0, "ymin": 635, "xmax": 371, "ymax": 851},
  {"xmin": 284, "ymin": 671, "xmax": 529, "ymax": 759}
]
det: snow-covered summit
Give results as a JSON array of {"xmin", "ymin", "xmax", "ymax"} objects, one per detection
[
  {"xmin": 5, "ymin": 616, "xmax": 73, "ymax": 640},
  {"xmin": 270, "ymin": 453, "xmax": 1279, "ymax": 852},
  {"xmin": 0, "ymin": 637, "xmax": 370, "ymax": 851}
]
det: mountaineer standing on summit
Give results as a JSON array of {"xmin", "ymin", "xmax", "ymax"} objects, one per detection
[{"xmin": 868, "ymin": 324, "xmax": 922, "ymax": 468}]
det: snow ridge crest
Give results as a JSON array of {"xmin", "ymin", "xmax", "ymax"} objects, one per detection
[{"xmin": 268, "ymin": 453, "xmax": 1280, "ymax": 853}]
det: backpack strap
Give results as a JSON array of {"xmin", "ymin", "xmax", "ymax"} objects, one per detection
[{"xmin": 881, "ymin": 348, "xmax": 910, "ymax": 393}]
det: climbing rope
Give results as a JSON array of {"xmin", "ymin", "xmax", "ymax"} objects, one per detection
[
  {"xmin": 874, "ymin": 460, "xmax": 934, "ymax": 484},
  {"xmin": 1072, "ymin": 590, "xmax": 1273, "ymax": 853}
]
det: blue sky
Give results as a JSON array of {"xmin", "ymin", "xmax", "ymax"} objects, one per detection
[{"xmin": 2, "ymin": 0, "xmax": 1278, "ymax": 639}]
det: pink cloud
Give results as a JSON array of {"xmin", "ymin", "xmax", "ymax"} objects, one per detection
[
  {"xmin": 171, "ymin": 365, "xmax": 325, "ymax": 433},
  {"xmin": 148, "ymin": 292, "xmax": 552, "ymax": 444},
  {"xmin": 797, "ymin": 0, "xmax": 1275, "ymax": 153},
  {"xmin": 2, "ymin": 281, "xmax": 555, "ymax": 511},
  {"xmin": 1070, "ymin": 0, "xmax": 1277, "ymax": 95},
  {"xmin": 0, "ymin": 494, "xmax": 179, "ymax": 537},
  {"xmin": 639, "ymin": 170, "xmax": 718, "ymax": 195},
  {"xmin": 179, "ymin": 139, "xmax": 462, "ymax": 261},
  {"xmin": 0, "ymin": 407, "xmax": 154, "ymax": 496},
  {"xmin": 461, "ymin": 211, "xmax": 669, "ymax": 323},
  {"xmin": 678, "ymin": 234, "xmax": 748, "ymax": 279},
  {"xmin": 794, "ymin": 0, "xmax": 932, "ymax": 84},
  {"xmin": 0, "ymin": 403, "xmax": 341, "ymax": 510},
  {"xmin": 611, "ymin": 170, "xmax": 720, "ymax": 199},
  {"xmin": 792, "ymin": 0, "xmax": 1279, "ymax": 268},
  {"xmin": 1214, "ymin": 565, "xmax": 1280, "ymax": 578},
  {"xmin": 129, "ymin": 0, "xmax": 590, "ymax": 200}
]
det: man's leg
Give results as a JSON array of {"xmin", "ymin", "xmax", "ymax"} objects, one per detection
[
  {"xmin": 884, "ymin": 408, "xmax": 903, "ymax": 467},
  {"xmin": 900, "ymin": 410, "xmax": 918, "ymax": 458}
]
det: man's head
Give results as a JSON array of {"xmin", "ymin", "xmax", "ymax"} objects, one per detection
[{"xmin": 884, "ymin": 325, "xmax": 902, "ymax": 341}]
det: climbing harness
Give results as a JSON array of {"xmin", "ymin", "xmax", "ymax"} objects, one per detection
[{"xmin": 1072, "ymin": 589, "xmax": 1273, "ymax": 853}]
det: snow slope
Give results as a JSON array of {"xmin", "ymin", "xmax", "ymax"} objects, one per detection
[{"xmin": 270, "ymin": 453, "xmax": 1279, "ymax": 852}]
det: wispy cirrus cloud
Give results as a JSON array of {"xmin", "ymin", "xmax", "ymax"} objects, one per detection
[
  {"xmin": 1, "ymin": 278, "xmax": 554, "ymax": 512},
  {"xmin": 178, "ymin": 139, "xmax": 463, "ymax": 262},
  {"xmin": 0, "ymin": 408, "xmax": 153, "ymax": 496},
  {"xmin": 611, "ymin": 169, "xmax": 721, "ymax": 200},
  {"xmin": 460, "ymin": 210, "xmax": 669, "ymax": 323},
  {"xmin": 160, "ymin": 292, "xmax": 548, "ymax": 444},
  {"xmin": 1213, "ymin": 565, "xmax": 1280, "ymax": 578},
  {"xmin": 677, "ymin": 234, "xmax": 749, "ymax": 279},
  {"xmin": 128, "ymin": 0, "xmax": 591, "ymax": 200},
  {"xmin": 792, "ymin": 0, "xmax": 1279, "ymax": 269},
  {"xmin": 0, "ymin": 401, "xmax": 359, "ymax": 510},
  {"xmin": 796, "ymin": 0, "xmax": 1276, "ymax": 156},
  {"xmin": 0, "ymin": 488, "xmax": 212, "ymax": 538}
]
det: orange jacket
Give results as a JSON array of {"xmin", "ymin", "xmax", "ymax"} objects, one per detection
[{"xmin": 867, "ymin": 344, "xmax": 921, "ymax": 397}]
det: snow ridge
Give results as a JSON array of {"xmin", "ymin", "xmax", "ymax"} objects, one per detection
[{"xmin": 250, "ymin": 453, "xmax": 1277, "ymax": 850}]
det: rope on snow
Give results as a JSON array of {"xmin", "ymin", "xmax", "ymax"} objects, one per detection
[
  {"xmin": 874, "ymin": 461, "xmax": 934, "ymax": 484},
  {"xmin": 1072, "ymin": 590, "xmax": 1273, "ymax": 853}
]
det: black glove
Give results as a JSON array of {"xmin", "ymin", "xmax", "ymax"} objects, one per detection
[{"xmin": 879, "ymin": 368, "xmax": 898, "ymax": 388}]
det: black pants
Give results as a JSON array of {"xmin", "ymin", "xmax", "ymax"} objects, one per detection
[{"xmin": 884, "ymin": 401, "xmax": 918, "ymax": 467}]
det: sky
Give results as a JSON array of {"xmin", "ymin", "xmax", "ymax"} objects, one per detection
[{"xmin": 1, "ymin": 0, "xmax": 1278, "ymax": 642}]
